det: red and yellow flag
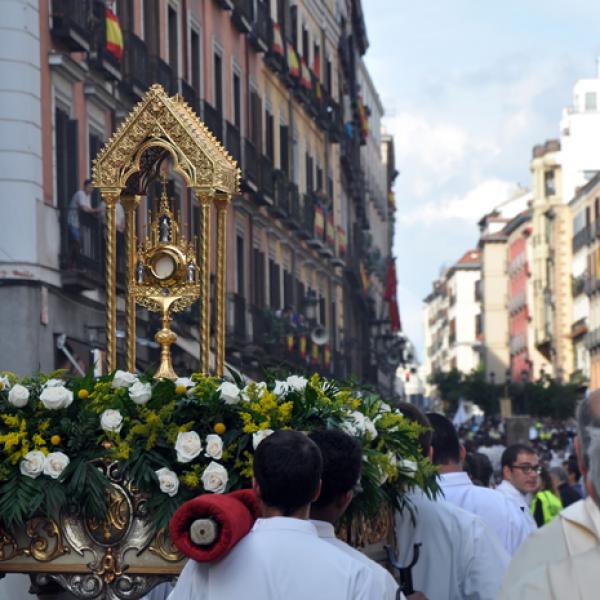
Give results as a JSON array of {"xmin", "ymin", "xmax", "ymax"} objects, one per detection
[
  {"xmin": 324, "ymin": 344, "xmax": 331, "ymax": 369},
  {"xmin": 287, "ymin": 45, "xmax": 300, "ymax": 78},
  {"xmin": 359, "ymin": 260, "xmax": 370, "ymax": 293},
  {"xmin": 286, "ymin": 334, "xmax": 294, "ymax": 353},
  {"xmin": 326, "ymin": 211, "xmax": 335, "ymax": 246},
  {"xmin": 300, "ymin": 59, "xmax": 312, "ymax": 89},
  {"xmin": 272, "ymin": 22, "xmax": 284, "ymax": 56},
  {"xmin": 357, "ymin": 96, "xmax": 369, "ymax": 137},
  {"xmin": 314, "ymin": 206, "xmax": 325, "ymax": 239},
  {"xmin": 337, "ymin": 226, "xmax": 347, "ymax": 257},
  {"xmin": 105, "ymin": 7, "xmax": 123, "ymax": 61},
  {"xmin": 299, "ymin": 335, "xmax": 307, "ymax": 359},
  {"xmin": 311, "ymin": 343, "xmax": 320, "ymax": 365}
]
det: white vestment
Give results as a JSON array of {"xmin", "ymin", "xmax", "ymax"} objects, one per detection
[
  {"xmin": 168, "ymin": 516, "xmax": 374, "ymax": 600},
  {"xmin": 438, "ymin": 472, "xmax": 535, "ymax": 555},
  {"xmin": 394, "ymin": 490, "xmax": 509, "ymax": 600},
  {"xmin": 495, "ymin": 479, "xmax": 537, "ymax": 529},
  {"xmin": 310, "ymin": 519, "xmax": 403, "ymax": 600},
  {"xmin": 497, "ymin": 496, "xmax": 600, "ymax": 599}
]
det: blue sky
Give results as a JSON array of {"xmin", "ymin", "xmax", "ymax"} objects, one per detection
[{"xmin": 362, "ymin": 0, "xmax": 600, "ymax": 359}]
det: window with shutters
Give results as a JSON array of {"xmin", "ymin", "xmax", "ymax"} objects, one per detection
[
  {"xmin": 190, "ymin": 29, "xmax": 201, "ymax": 93},
  {"xmin": 143, "ymin": 0, "xmax": 160, "ymax": 55},
  {"xmin": 253, "ymin": 248, "xmax": 266, "ymax": 308},
  {"xmin": 319, "ymin": 296, "xmax": 326, "ymax": 325},
  {"xmin": 326, "ymin": 57, "xmax": 332, "ymax": 93},
  {"xmin": 233, "ymin": 72, "xmax": 241, "ymax": 128},
  {"xmin": 305, "ymin": 153, "xmax": 313, "ymax": 192},
  {"xmin": 280, "ymin": 124, "xmax": 288, "ymax": 174},
  {"xmin": 283, "ymin": 270, "xmax": 293, "ymax": 309},
  {"xmin": 269, "ymin": 259, "xmax": 281, "ymax": 309},
  {"xmin": 214, "ymin": 52, "xmax": 223, "ymax": 115},
  {"xmin": 249, "ymin": 90, "xmax": 262, "ymax": 149},
  {"xmin": 302, "ymin": 26, "xmax": 309, "ymax": 62},
  {"xmin": 168, "ymin": 5, "xmax": 179, "ymax": 76},
  {"xmin": 236, "ymin": 235, "xmax": 245, "ymax": 295},
  {"xmin": 265, "ymin": 110, "xmax": 274, "ymax": 160},
  {"xmin": 289, "ymin": 4, "xmax": 298, "ymax": 47}
]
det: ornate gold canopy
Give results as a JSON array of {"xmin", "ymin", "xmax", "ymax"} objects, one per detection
[{"xmin": 91, "ymin": 84, "xmax": 240, "ymax": 377}]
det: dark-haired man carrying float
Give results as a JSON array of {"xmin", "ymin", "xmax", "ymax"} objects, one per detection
[{"xmin": 169, "ymin": 430, "xmax": 376, "ymax": 600}]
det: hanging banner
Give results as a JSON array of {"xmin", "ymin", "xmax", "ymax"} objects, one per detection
[
  {"xmin": 272, "ymin": 22, "xmax": 284, "ymax": 56},
  {"xmin": 287, "ymin": 45, "xmax": 300, "ymax": 78},
  {"xmin": 337, "ymin": 226, "xmax": 347, "ymax": 257},
  {"xmin": 105, "ymin": 7, "xmax": 124, "ymax": 61},
  {"xmin": 314, "ymin": 205, "xmax": 325, "ymax": 239},
  {"xmin": 326, "ymin": 211, "xmax": 335, "ymax": 246},
  {"xmin": 299, "ymin": 335, "xmax": 307, "ymax": 359}
]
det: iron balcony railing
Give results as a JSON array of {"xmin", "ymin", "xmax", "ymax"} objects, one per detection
[
  {"xmin": 122, "ymin": 32, "xmax": 149, "ymax": 94},
  {"xmin": 148, "ymin": 55, "xmax": 175, "ymax": 95},
  {"xmin": 50, "ymin": 0, "xmax": 92, "ymax": 52}
]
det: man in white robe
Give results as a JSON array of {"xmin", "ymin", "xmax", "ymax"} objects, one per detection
[
  {"xmin": 168, "ymin": 430, "xmax": 374, "ymax": 600},
  {"xmin": 495, "ymin": 443, "xmax": 539, "ymax": 531},
  {"xmin": 427, "ymin": 412, "xmax": 535, "ymax": 555},
  {"xmin": 308, "ymin": 429, "xmax": 427, "ymax": 600},
  {"xmin": 395, "ymin": 404, "xmax": 509, "ymax": 600},
  {"xmin": 497, "ymin": 391, "xmax": 600, "ymax": 599}
]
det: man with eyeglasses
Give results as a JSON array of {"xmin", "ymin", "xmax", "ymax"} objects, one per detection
[
  {"xmin": 496, "ymin": 444, "xmax": 539, "ymax": 530},
  {"xmin": 497, "ymin": 392, "xmax": 600, "ymax": 599}
]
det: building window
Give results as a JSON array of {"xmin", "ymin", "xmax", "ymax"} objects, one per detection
[
  {"xmin": 143, "ymin": 0, "xmax": 160, "ymax": 54},
  {"xmin": 302, "ymin": 26, "xmax": 309, "ymax": 61},
  {"xmin": 233, "ymin": 72, "xmax": 241, "ymax": 128},
  {"xmin": 279, "ymin": 123, "xmax": 288, "ymax": 174},
  {"xmin": 585, "ymin": 91, "xmax": 597, "ymax": 111},
  {"xmin": 265, "ymin": 109, "xmax": 274, "ymax": 160},
  {"xmin": 253, "ymin": 248, "xmax": 266, "ymax": 308},
  {"xmin": 249, "ymin": 90, "xmax": 262, "ymax": 149},
  {"xmin": 305, "ymin": 152, "xmax": 313, "ymax": 191},
  {"xmin": 544, "ymin": 170, "xmax": 555, "ymax": 197},
  {"xmin": 190, "ymin": 29, "xmax": 201, "ymax": 93},
  {"xmin": 167, "ymin": 5, "xmax": 179, "ymax": 76},
  {"xmin": 214, "ymin": 52, "xmax": 223, "ymax": 114},
  {"xmin": 289, "ymin": 4, "xmax": 298, "ymax": 47},
  {"xmin": 269, "ymin": 259, "xmax": 281, "ymax": 309},
  {"xmin": 326, "ymin": 57, "xmax": 332, "ymax": 93},
  {"xmin": 235, "ymin": 235, "xmax": 245, "ymax": 295}
]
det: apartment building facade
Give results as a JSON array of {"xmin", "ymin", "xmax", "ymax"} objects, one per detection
[{"xmin": 0, "ymin": 0, "xmax": 397, "ymax": 386}]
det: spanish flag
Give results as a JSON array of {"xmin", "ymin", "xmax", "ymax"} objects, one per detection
[
  {"xmin": 272, "ymin": 22, "xmax": 284, "ymax": 57},
  {"xmin": 359, "ymin": 260, "xmax": 370, "ymax": 293},
  {"xmin": 388, "ymin": 191, "xmax": 396, "ymax": 210},
  {"xmin": 299, "ymin": 335, "xmax": 307, "ymax": 359},
  {"xmin": 105, "ymin": 7, "xmax": 123, "ymax": 61},
  {"xmin": 324, "ymin": 344, "xmax": 331, "ymax": 369},
  {"xmin": 300, "ymin": 59, "xmax": 312, "ymax": 90},
  {"xmin": 326, "ymin": 211, "xmax": 335, "ymax": 246},
  {"xmin": 357, "ymin": 96, "xmax": 369, "ymax": 137},
  {"xmin": 287, "ymin": 45, "xmax": 300, "ymax": 78},
  {"xmin": 314, "ymin": 205, "xmax": 325, "ymax": 239},
  {"xmin": 337, "ymin": 226, "xmax": 347, "ymax": 257}
]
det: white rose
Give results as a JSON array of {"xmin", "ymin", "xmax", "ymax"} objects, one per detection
[
  {"xmin": 100, "ymin": 409, "xmax": 123, "ymax": 433},
  {"xmin": 175, "ymin": 377, "xmax": 195, "ymax": 395},
  {"xmin": 273, "ymin": 380, "xmax": 289, "ymax": 396},
  {"xmin": 252, "ymin": 428, "xmax": 274, "ymax": 450},
  {"xmin": 20, "ymin": 450, "xmax": 45, "ymax": 479},
  {"xmin": 40, "ymin": 385, "xmax": 73, "ymax": 410},
  {"xmin": 399, "ymin": 459, "xmax": 417, "ymax": 479},
  {"xmin": 129, "ymin": 380, "xmax": 152, "ymax": 405},
  {"xmin": 43, "ymin": 452, "xmax": 70, "ymax": 479},
  {"xmin": 112, "ymin": 370, "xmax": 138, "ymax": 388},
  {"xmin": 286, "ymin": 375, "xmax": 308, "ymax": 392},
  {"xmin": 343, "ymin": 411, "xmax": 378, "ymax": 441},
  {"xmin": 0, "ymin": 375, "xmax": 10, "ymax": 392},
  {"xmin": 205, "ymin": 434, "xmax": 223, "ymax": 459},
  {"xmin": 155, "ymin": 467, "xmax": 179, "ymax": 497},
  {"xmin": 240, "ymin": 381, "xmax": 267, "ymax": 402},
  {"xmin": 42, "ymin": 378, "xmax": 63, "ymax": 389},
  {"xmin": 8, "ymin": 384, "xmax": 29, "ymax": 408},
  {"xmin": 380, "ymin": 402, "xmax": 392, "ymax": 413},
  {"xmin": 218, "ymin": 381, "xmax": 240, "ymax": 405},
  {"xmin": 175, "ymin": 431, "xmax": 202, "ymax": 463},
  {"xmin": 201, "ymin": 461, "xmax": 228, "ymax": 494}
]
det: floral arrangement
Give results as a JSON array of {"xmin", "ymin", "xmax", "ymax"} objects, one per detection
[{"xmin": 0, "ymin": 371, "xmax": 438, "ymax": 534}]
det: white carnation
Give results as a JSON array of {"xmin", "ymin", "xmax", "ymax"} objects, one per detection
[
  {"xmin": 20, "ymin": 450, "xmax": 45, "ymax": 479},
  {"xmin": 128, "ymin": 380, "xmax": 152, "ymax": 405},
  {"xmin": 8, "ymin": 384, "xmax": 29, "ymax": 408},
  {"xmin": 155, "ymin": 467, "xmax": 179, "ymax": 497},
  {"xmin": 252, "ymin": 428, "xmax": 274, "ymax": 450},
  {"xmin": 42, "ymin": 378, "xmax": 64, "ymax": 389},
  {"xmin": 175, "ymin": 431, "xmax": 202, "ymax": 463},
  {"xmin": 112, "ymin": 370, "xmax": 138, "ymax": 388},
  {"xmin": 201, "ymin": 461, "xmax": 228, "ymax": 494},
  {"xmin": 40, "ymin": 385, "xmax": 73, "ymax": 410},
  {"xmin": 342, "ymin": 411, "xmax": 378, "ymax": 441},
  {"xmin": 218, "ymin": 381, "xmax": 241, "ymax": 404},
  {"xmin": 205, "ymin": 434, "xmax": 223, "ymax": 459},
  {"xmin": 100, "ymin": 409, "xmax": 123, "ymax": 433},
  {"xmin": 273, "ymin": 380, "xmax": 289, "ymax": 396},
  {"xmin": 286, "ymin": 375, "xmax": 308, "ymax": 392},
  {"xmin": 43, "ymin": 452, "xmax": 70, "ymax": 479}
]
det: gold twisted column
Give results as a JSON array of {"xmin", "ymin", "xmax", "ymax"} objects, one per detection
[
  {"xmin": 195, "ymin": 192, "xmax": 212, "ymax": 373},
  {"xmin": 121, "ymin": 195, "xmax": 140, "ymax": 373},
  {"xmin": 215, "ymin": 197, "xmax": 229, "ymax": 377},
  {"xmin": 101, "ymin": 190, "xmax": 121, "ymax": 373}
]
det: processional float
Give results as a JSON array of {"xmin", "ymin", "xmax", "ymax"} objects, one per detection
[{"xmin": 0, "ymin": 85, "xmax": 239, "ymax": 599}]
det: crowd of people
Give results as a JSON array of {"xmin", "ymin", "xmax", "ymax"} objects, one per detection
[{"xmin": 2, "ymin": 393, "xmax": 599, "ymax": 599}]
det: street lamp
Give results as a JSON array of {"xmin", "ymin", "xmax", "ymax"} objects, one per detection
[{"xmin": 302, "ymin": 290, "xmax": 318, "ymax": 324}]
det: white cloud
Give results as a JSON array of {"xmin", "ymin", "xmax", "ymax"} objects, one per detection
[{"xmin": 398, "ymin": 179, "xmax": 518, "ymax": 225}]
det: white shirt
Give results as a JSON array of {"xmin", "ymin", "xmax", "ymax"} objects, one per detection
[
  {"xmin": 496, "ymin": 480, "xmax": 537, "ymax": 529},
  {"xmin": 311, "ymin": 519, "xmax": 403, "ymax": 600},
  {"xmin": 68, "ymin": 189, "xmax": 92, "ymax": 228},
  {"xmin": 395, "ymin": 490, "xmax": 510, "ymax": 600},
  {"xmin": 168, "ymin": 516, "xmax": 374, "ymax": 600},
  {"xmin": 439, "ymin": 471, "xmax": 535, "ymax": 555}
]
